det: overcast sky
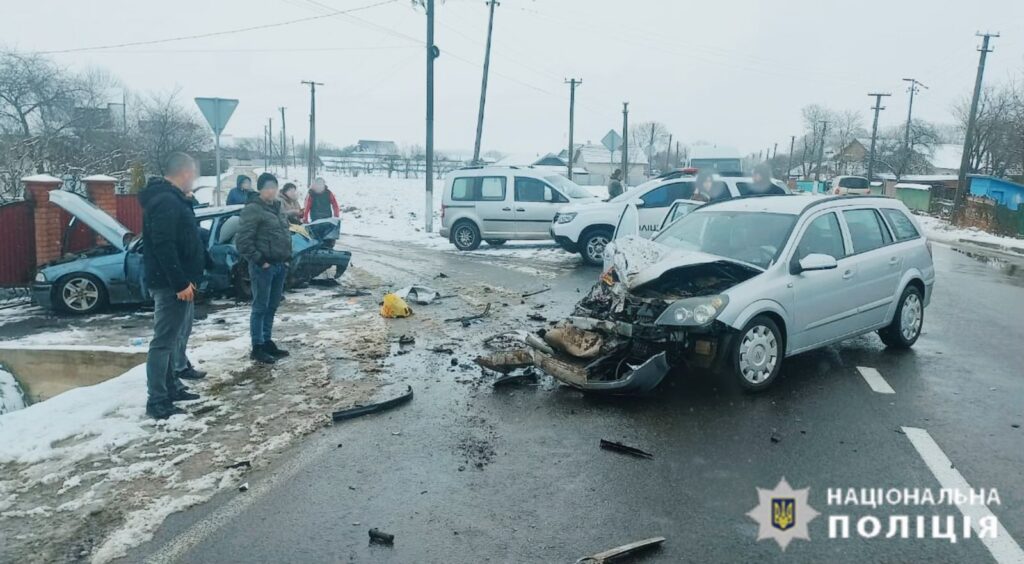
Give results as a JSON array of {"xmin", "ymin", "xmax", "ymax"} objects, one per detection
[{"xmin": 5, "ymin": 0, "xmax": 1024, "ymax": 157}]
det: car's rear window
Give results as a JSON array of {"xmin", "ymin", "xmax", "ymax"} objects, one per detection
[
  {"xmin": 843, "ymin": 209, "xmax": 892, "ymax": 253},
  {"xmin": 839, "ymin": 177, "xmax": 870, "ymax": 189},
  {"xmin": 451, "ymin": 176, "xmax": 506, "ymax": 201},
  {"xmin": 881, "ymin": 208, "xmax": 920, "ymax": 241}
]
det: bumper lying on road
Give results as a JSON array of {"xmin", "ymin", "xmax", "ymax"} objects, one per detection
[
  {"xmin": 31, "ymin": 284, "xmax": 53, "ymax": 309},
  {"xmin": 531, "ymin": 346, "xmax": 670, "ymax": 394}
]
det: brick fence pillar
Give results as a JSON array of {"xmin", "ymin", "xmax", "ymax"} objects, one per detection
[
  {"xmin": 22, "ymin": 174, "xmax": 64, "ymax": 266},
  {"xmin": 83, "ymin": 175, "xmax": 119, "ymax": 246}
]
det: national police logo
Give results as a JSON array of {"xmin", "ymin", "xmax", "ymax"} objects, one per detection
[
  {"xmin": 771, "ymin": 498, "xmax": 795, "ymax": 531},
  {"xmin": 747, "ymin": 478, "xmax": 819, "ymax": 551}
]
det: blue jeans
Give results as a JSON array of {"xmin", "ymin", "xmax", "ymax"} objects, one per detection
[
  {"xmin": 147, "ymin": 289, "xmax": 191, "ymax": 406},
  {"xmin": 173, "ymin": 303, "xmax": 195, "ymax": 373},
  {"xmin": 250, "ymin": 262, "xmax": 286, "ymax": 347}
]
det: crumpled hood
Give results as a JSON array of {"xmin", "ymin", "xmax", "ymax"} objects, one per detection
[{"xmin": 608, "ymin": 235, "xmax": 763, "ymax": 289}]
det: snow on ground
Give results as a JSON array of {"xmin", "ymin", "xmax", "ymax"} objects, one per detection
[
  {"xmin": 0, "ymin": 280, "xmax": 389, "ymax": 563},
  {"xmin": 0, "ymin": 367, "xmax": 26, "ymax": 415},
  {"xmin": 917, "ymin": 215, "xmax": 1024, "ymax": 255}
]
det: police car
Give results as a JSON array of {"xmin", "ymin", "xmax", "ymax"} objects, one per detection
[{"xmin": 550, "ymin": 174, "xmax": 788, "ymax": 265}]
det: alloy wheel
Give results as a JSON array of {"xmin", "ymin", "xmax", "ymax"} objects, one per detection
[{"xmin": 62, "ymin": 277, "xmax": 100, "ymax": 312}]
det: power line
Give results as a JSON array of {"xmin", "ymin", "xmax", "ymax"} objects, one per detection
[
  {"xmin": 38, "ymin": 0, "xmax": 398, "ymax": 54},
  {"xmin": 91, "ymin": 45, "xmax": 418, "ymax": 54}
]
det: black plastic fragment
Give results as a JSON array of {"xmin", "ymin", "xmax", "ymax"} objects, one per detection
[{"xmin": 331, "ymin": 386, "xmax": 414, "ymax": 422}]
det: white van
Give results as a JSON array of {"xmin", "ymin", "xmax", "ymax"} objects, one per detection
[{"xmin": 440, "ymin": 167, "xmax": 599, "ymax": 250}]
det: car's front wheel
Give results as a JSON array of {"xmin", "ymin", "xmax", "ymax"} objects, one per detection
[
  {"xmin": 55, "ymin": 274, "xmax": 107, "ymax": 315},
  {"xmin": 730, "ymin": 315, "xmax": 783, "ymax": 392},
  {"xmin": 452, "ymin": 221, "xmax": 482, "ymax": 251},
  {"xmin": 878, "ymin": 285, "xmax": 923, "ymax": 348},
  {"xmin": 579, "ymin": 227, "xmax": 613, "ymax": 266}
]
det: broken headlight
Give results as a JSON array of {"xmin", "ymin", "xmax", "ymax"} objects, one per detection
[
  {"xmin": 555, "ymin": 212, "xmax": 577, "ymax": 224},
  {"xmin": 655, "ymin": 295, "xmax": 729, "ymax": 326}
]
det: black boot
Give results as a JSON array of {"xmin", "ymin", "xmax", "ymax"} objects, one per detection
[
  {"xmin": 176, "ymin": 366, "xmax": 208, "ymax": 380},
  {"xmin": 264, "ymin": 340, "xmax": 290, "ymax": 358},
  {"xmin": 250, "ymin": 344, "xmax": 277, "ymax": 364},
  {"xmin": 147, "ymin": 402, "xmax": 186, "ymax": 420},
  {"xmin": 170, "ymin": 388, "xmax": 201, "ymax": 402}
]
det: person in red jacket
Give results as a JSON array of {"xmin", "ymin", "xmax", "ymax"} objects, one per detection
[{"xmin": 303, "ymin": 177, "xmax": 339, "ymax": 222}]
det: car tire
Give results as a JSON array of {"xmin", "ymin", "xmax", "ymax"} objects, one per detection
[
  {"xmin": 730, "ymin": 315, "xmax": 783, "ymax": 392},
  {"xmin": 54, "ymin": 273, "xmax": 108, "ymax": 315},
  {"xmin": 579, "ymin": 227, "xmax": 613, "ymax": 266},
  {"xmin": 878, "ymin": 285, "xmax": 923, "ymax": 349},
  {"xmin": 452, "ymin": 220, "xmax": 482, "ymax": 251},
  {"xmin": 484, "ymin": 239, "xmax": 507, "ymax": 246}
]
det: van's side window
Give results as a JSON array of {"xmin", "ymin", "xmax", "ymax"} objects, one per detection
[
  {"xmin": 881, "ymin": 208, "xmax": 920, "ymax": 241},
  {"xmin": 480, "ymin": 177, "xmax": 506, "ymax": 200},
  {"xmin": 452, "ymin": 176, "xmax": 507, "ymax": 201},
  {"xmin": 514, "ymin": 177, "xmax": 547, "ymax": 202}
]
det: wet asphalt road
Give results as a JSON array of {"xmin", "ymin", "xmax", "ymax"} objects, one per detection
[{"xmin": 128, "ymin": 238, "xmax": 1023, "ymax": 564}]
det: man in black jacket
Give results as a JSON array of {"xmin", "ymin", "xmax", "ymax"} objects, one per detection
[
  {"xmin": 140, "ymin": 153, "xmax": 205, "ymax": 419},
  {"xmin": 236, "ymin": 173, "xmax": 293, "ymax": 364}
]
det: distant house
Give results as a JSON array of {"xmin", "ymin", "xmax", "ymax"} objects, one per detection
[
  {"xmin": 688, "ymin": 145, "xmax": 741, "ymax": 173},
  {"xmin": 568, "ymin": 144, "xmax": 647, "ymax": 186},
  {"xmin": 354, "ymin": 140, "xmax": 399, "ymax": 156},
  {"xmin": 968, "ymin": 175, "xmax": 1024, "ymax": 211}
]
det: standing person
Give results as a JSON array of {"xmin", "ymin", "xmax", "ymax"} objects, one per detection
[
  {"xmin": 236, "ymin": 173, "xmax": 293, "ymax": 364},
  {"xmin": 140, "ymin": 153, "xmax": 205, "ymax": 419},
  {"xmin": 303, "ymin": 176, "xmax": 339, "ymax": 222},
  {"xmin": 749, "ymin": 163, "xmax": 787, "ymax": 195},
  {"xmin": 226, "ymin": 175, "xmax": 254, "ymax": 205},
  {"xmin": 607, "ymin": 169, "xmax": 624, "ymax": 200},
  {"xmin": 278, "ymin": 183, "xmax": 303, "ymax": 225},
  {"xmin": 692, "ymin": 170, "xmax": 715, "ymax": 202}
]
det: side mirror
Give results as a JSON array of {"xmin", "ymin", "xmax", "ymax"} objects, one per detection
[{"xmin": 797, "ymin": 253, "xmax": 838, "ymax": 272}]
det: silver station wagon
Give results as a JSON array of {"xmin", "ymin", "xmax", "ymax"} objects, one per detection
[{"xmin": 530, "ymin": 195, "xmax": 936, "ymax": 393}]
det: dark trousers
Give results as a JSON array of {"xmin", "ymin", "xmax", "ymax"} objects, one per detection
[
  {"xmin": 146, "ymin": 289, "xmax": 191, "ymax": 406},
  {"xmin": 250, "ymin": 262, "xmax": 286, "ymax": 347}
]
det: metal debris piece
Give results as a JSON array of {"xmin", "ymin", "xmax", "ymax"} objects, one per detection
[
  {"xmin": 527, "ymin": 312, "xmax": 547, "ymax": 322},
  {"xmin": 493, "ymin": 368, "xmax": 539, "ymax": 387},
  {"xmin": 395, "ymin": 285, "xmax": 442, "ymax": 305},
  {"xmin": 576, "ymin": 537, "xmax": 666, "ymax": 563},
  {"xmin": 474, "ymin": 349, "xmax": 534, "ymax": 374},
  {"xmin": 483, "ymin": 330, "xmax": 527, "ymax": 350},
  {"xmin": 331, "ymin": 386, "xmax": 414, "ymax": 422},
  {"xmin": 398, "ymin": 334, "xmax": 415, "ymax": 345},
  {"xmin": 225, "ymin": 460, "xmax": 252, "ymax": 470},
  {"xmin": 435, "ymin": 272, "xmax": 449, "ymax": 278},
  {"xmin": 445, "ymin": 303, "xmax": 492, "ymax": 324},
  {"xmin": 522, "ymin": 286, "xmax": 551, "ymax": 298},
  {"xmin": 238, "ymin": 482, "xmax": 249, "ymax": 492},
  {"xmin": 599, "ymin": 439, "xmax": 654, "ymax": 460},
  {"xmin": 368, "ymin": 528, "xmax": 395, "ymax": 545}
]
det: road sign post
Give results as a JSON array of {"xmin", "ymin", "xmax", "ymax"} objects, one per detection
[
  {"xmin": 194, "ymin": 97, "xmax": 239, "ymax": 206},
  {"xmin": 602, "ymin": 129, "xmax": 622, "ymax": 173}
]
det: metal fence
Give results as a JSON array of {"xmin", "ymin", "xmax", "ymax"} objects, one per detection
[{"xmin": 0, "ymin": 201, "xmax": 35, "ymax": 288}]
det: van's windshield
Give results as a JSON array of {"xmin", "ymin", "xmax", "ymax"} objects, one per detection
[{"xmin": 544, "ymin": 175, "xmax": 593, "ymax": 199}]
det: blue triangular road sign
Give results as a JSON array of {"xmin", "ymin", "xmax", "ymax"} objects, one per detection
[{"xmin": 194, "ymin": 97, "xmax": 239, "ymax": 135}]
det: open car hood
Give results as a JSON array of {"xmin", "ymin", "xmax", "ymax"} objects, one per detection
[
  {"xmin": 609, "ymin": 235, "xmax": 763, "ymax": 289},
  {"xmin": 48, "ymin": 190, "xmax": 132, "ymax": 250}
]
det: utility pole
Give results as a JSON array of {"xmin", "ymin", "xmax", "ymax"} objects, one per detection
[
  {"xmin": 773, "ymin": 143, "xmax": 778, "ymax": 160},
  {"xmin": 954, "ymin": 32, "xmax": 999, "ymax": 221},
  {"xmin": 267, "ymin": 117, "xmax": 273, "ymax": 171},
  {"xmin": 866, "ymin": 92, "xmax": 891, "ymax": 183},
  {"xmin": 565, "ymin": 78, "xmax": 581, "ymax": 180},
  {"xmin": 301, "ymin": 80, "xmax": 324, "ymax": 187},
  {"xmin": 674, "ymin": 141, "xmax": 680, "ymax": 168},
  {"xmin": 263, "ymin": 125, "xmax": 269, "ymax": 170},
  {"xmin": 291, "ymin": 136, "xmax": 296, "ymax": 169},
  {"xmin": 901, "ymin": 78, "xmax": 928, "ymax": 153},
  {"xmin": 472, "ymin": 0, "xmax": 499, "ymax": 165},
  {"xmin": 279, "ymin": 107, "xmax": 288, "ymax": 177},
  {"xmin": 814, "ymin": 120, "xmax": 828, "ymax": 182},
  {"xmin": 786, "ymin": 135, "xmax": 795, "ymax": 180},
  {"xmin": 425, "ymin": 0, "xmax": 437, "ymax": 231},
  {"xmin": 665, "ymin": 133, "xmax": 673, "ymax": 171},
  {"xmin": 620, "ymin": 102, "xmax": 629, "ymax": 185}
]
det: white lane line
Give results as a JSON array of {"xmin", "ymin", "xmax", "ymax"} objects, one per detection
[
  {"xmin": 902, "ymin": 427, "xmax": 1024, "ymax": 564},
  {"xmin": 857, "ymin": 366, "xmax": 895, "ymax": 394}
]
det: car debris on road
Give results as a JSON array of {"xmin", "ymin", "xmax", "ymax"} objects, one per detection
[
  {"xmin": 575, "ymin": 536, "xmax": 666, "ymax": 563},
  {"xmin": 331, "ymin": 385, "xmax": 414, "ymax": 422},
  {"xmin": 599, "ymin": 439, "xmax": 654, "ymax": 460},
  {"xmin": 368, "ymin": 528, "xmax": 395, "ymax": 545},
  {"xmin": 395, "ymin": 285, "xmax": 442, "ymax": 305}
]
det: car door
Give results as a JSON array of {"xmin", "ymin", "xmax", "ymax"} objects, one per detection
[
  {"xmin": 659, "ymin": 200, "xmax": 702, "ymax": 231},
  {"xmin": 839, "ymin": 208, "xmax": 901, "ymax": 329},
  {"xmin": 637, "ymin": 181, "xmax": 694, "ymax": 237},
  {"xmin": 472, "ymin": 175, "xmax": 515, "ymax": 238},
  {"xmin": 788, "ymin": 211, "xmax": 861, "ymax": 351},
  {"xmin": 513, "ymin": 176, "xmax": 566, "ymax": 237}
]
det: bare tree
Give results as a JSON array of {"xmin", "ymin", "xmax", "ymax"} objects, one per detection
[
  {"xmin": 630, "ymin": 121, "xmax": 669, "ymax": 175},
  {"xmin": 954, "ymin": 85, "xmax": 1020, "ymax": 178},
  {"xmin": 132, "ymin": 90, "xmax": 209, "ymax": 175}
]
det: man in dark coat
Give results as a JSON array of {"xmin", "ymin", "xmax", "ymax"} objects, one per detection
[
  {"xmin": 607, "ymin": 169, "xmax": 624, "ymax": 199},
  {"xmin": 140, "ymin": 153, "xmax": 205, "ymax": 419},
  {"xmin": 749, "ymin": 163, "xmax": 787, "ymax": 195},
  {"xmin": 226, "ymin": 175, "xmax": 254, "ymax": 205},
  {"xmin": 236, "ymin": 173, "xmax": 293, "ymax": 364}
]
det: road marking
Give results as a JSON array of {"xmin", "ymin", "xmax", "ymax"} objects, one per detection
[
  {"xmin": 857, "ymin": 366, "xmax": 895, "ymax": 394},
  {"xmin": 902, "ymin": 427, "xmax": 1024, "ymax": 564}
]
